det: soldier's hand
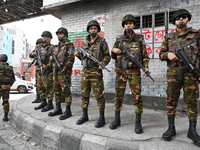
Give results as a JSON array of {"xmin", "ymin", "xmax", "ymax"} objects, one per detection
[
  {"xmin": 112, "ymin": 48, "xmax": 122, "ymax": 54},
  {"xmin": 1, "ymin": 85, "xmax": 7, "ymax": 89},
  {"xmin": 6, "ymin": 85, "xmax": 11, "ymax": 89},
  {"xmin": 42, "ymin": 64, "xmax": 47, "ymax": 69},
  {"xmin": 61, "ymin": 66, "xmax": 67, "ymax": 73},
  {"xmin": 74, "ymin": 51, "xmax": 80, "ymax": 57},
  {"xmin": 99, "ymin": 62, "xmax": 104, "ymax": 70},
  {"xmin": 143, "ymin": 68, "xmax": 149, "ymax": 77},
  {"xmin": 32, "ymin": 52, "xmax": 36, "ymax": 56},
  {"xmin": 50, "ymin": 56, "xmax": 54, "ymax": 61},
  {"xmin": 168, "ymin": 52, "xmax": 179, "ymax": 61},
  {"xmin": 34, "ymin": 45, "xmax": 38, "ymax": 50}
]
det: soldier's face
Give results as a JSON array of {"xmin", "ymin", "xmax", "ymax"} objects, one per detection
[
  {"xmin": 42, "ymin": 36, "xmax": 51, "ymax": 43},
  {"xmin": 124, "ymin": 21, "xmax": 135, "ymax": 30},
  {"xmin": 175, "ymin": 15, "xmax": 189, "ymax": 26},
  {"xmin": 89, "ymin": 25, "xmax": 98, "ymax": 34},
  {"xmin": 38, "ymin": 43, "xmax": 43, "ymax": 47}
]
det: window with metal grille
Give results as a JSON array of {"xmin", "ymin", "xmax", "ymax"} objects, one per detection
[
  {"xmin": 169, "ymin": 11, "xmax": 176, "ymax": 23},
  {"xmin": 134, "ymin": 16, "xmax": 140, "ymax": 29},
  {"xmin": 155, "ymin": 13, "xmax": 165, "ymax": 27},
  {"xmin": 142, "ymin": 15, "xmax": 152, "ymax": 28}
]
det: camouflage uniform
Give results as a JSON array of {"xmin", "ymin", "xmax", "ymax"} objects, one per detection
[
  {"xmin": 29, "ymin": 49, "xmax": 41, "ymax": 102},
  {"xmin": 37, "ymin": 44, "xmax": 54, "ymax": 101},
  {"xmin": 111, "ymin": 31, "xmax": 149, "ymax": 114},
  {"xmin": 159, "ymin": 27, "xmax": 200, "ymax": 121},
  {"xmin": 80, "ymin": 34, "xmax": 110, "ymax": 109},
  {"xmin": 52, "ymin": 39, "xmax": 75, "ymax": 104},
  {"xmin": 0, "ymin": 62, "xmax": 15, "ymax": 113}
]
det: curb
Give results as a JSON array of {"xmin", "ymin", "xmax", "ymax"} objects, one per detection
[{"xmin": 10, "ymin": 95, "xmax": 139, "ymax": 150}]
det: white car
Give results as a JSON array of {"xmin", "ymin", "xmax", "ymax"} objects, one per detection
[{"xmin": 10, "ymin": 76, "xmax": 34, "ymax": 93}]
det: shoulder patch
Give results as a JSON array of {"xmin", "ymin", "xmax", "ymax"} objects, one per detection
[
  {"xmin": 165, "ymin": 32, "xmax": 174, "ymax": 39},
  {"xmin": 69, "ymin": 48, "xmax": 72, "ymax": 51},
  {"xmin": 142, "ymin": 41, "xmax": 146, "ymax": 45}
]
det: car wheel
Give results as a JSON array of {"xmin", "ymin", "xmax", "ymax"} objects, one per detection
[{"xmin": 18, "ymin": 85, "xmax": 27, "ymax": 93}]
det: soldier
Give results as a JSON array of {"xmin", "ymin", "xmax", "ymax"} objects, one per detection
[
  {"xmin": 109, "ymin": 14, "xmax": 150, "ymax": 134},
  {"xmin": 0, "ymin": 54, "xmax": 15, "ymax": 121},
  {"xmin": 159, "ymin": 9, "xmax": 200, "ymax": 146},
  {"xmin": 48, "ymin": 27, "xmax": 75, "ymax": 120},
  {"xmin": 29, "ymin": 38, "xmax": 43, "ymax": 103},
  {"xmin": 34, "ymin": 31, "xmax": 54, "ymax": 113},
  {"xmin": 74, "ymin": 20, "xmax": 111, "ymax": 128}
]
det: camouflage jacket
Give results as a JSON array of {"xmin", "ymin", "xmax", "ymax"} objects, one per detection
[
  {"xmin": 52, "ymin": 39, "xmax": 75, "ymax": 74},
  {"xmin": 0, "ymin": 62, "xmax": 15, "ymax": 87},
  {"xmin": 159, "ymin": 27, "xmax": 200, "ymax": 69},
  {"xmin": 111, "ymin": 30, "xmax": 149, "ymax": 69},
  {"xmin": 39, "ymin": 44, "xmax": 54, "ymax": 71},
  {"xmin": 80, "ymin": 34, "xmax": 111, "ymax": 68}
]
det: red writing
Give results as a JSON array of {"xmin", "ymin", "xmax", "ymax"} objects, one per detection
[
  {"xmin": 72, "ymin": 70, "xmax": 81, "ymax": 76},
  {"xmin": 146, "ymin": 44, "xmax": 152, "ymax": 56},
  {"xmin": 154, "ymin": 47, "xmax": 161, "ymax": 54}
]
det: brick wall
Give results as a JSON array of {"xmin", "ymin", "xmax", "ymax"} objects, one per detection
[{"xmin": 61, "ymin": 0, "xmax": 200, "ymax": 98}]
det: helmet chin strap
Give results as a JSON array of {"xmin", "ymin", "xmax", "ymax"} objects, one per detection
[
  {"xmin": 176, "ymin": 23, "xmax": 187, "ymax": 28},
  {"xmin": 59, "ymin": 35, "xmax": 66, "ymax": 42},
  {"xmin": 43, "ymin": 37, "xmax": 49, "ymax": 44}
]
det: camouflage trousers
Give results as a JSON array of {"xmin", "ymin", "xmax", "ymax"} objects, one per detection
[
  {"xmin": 37, "ymin": 70, "xmax": 53, "ymax": 100},
  {"xmin": 81, "ymin": 68, "xmax": 105, "ymax": 110},
  {"xmin": 0, "ymin": 89, "xmax": 10, "ymax": 113},
  {"xmin": 53, "ymin": 71, "xmax": 72, "ymax": 105},
  {"xmin": 166, "ymin": 67, "xmax": 199, "ymax": 120},
  {"xmin": 114, "ymin": 68, "xmax": 143, "ymax": 114},
  {"xmin": 35, "ymin": 70, "xmax": 39, "ymax": 94}
]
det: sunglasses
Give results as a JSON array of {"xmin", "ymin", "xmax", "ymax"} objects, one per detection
[{"xmin": 175, "ymin": 14, "xmax": 188, "ymax": 20}]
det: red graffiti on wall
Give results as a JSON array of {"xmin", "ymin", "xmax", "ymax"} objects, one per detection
[
  {"xmin": 73, "ymin": 36, "xmax": 84, "ymax": 48},
  {"xmin": 146, "ymin": 44, "xmax": 152, "ymax": 56},
  {"xmin": 154, "ymin": 46, "xmax": 161, "ymax": 54},
  {"xmin": 142, "ymin": 29, "xmax": 151, "ymax": 40},
  {"xmin": 72, "ymin": 70, "xmax": 81, "ymax": 76},
  {"xmin": 154, "ymin": 30, "xmax": 165, "ymax": 41},
  {"xmin": 169, "ymin": 29, "xmax": 175, "ymax": 33}
]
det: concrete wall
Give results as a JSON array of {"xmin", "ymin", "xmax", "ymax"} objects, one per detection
[{"xmin": 59, "ymin": 0, "xmax": 200, "ymax": 98}]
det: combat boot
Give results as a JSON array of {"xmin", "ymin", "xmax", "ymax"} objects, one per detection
[
  {"xmin": 61, "ymin": 96, "xmax": 65, "ymax": 103},
  {"xmin": 162, "ymin": 117, "xmax": 176, "ymax": 141},
  {"xmin": 95, "ymin": 110, "xmax": 105, "ymax": 128},
  {"xmin": 76, "ymin": 108, "xmax": 89, "ymax": 125},
  {"xmin": 48, "ymin": 102, "xmax": 62, "ymax": 116},
  {"xmin": 109, "ymin": 111, "xmax": 121, "ymax": 130},
  {"xmin": 135, "ymin": 114, "xmax": 143, "ymax": 134},
  {"xmin": 41, "ymin": 100, "xmax": 54, "ymax": 112},
  {"xmin": 2, "ymin": 113, "xmax": 8, "ymax": 122},
  {"xmin": 34, "ymin": 99, "xmax": 47, "ymax": 110},
  {"xmin": 32, "ymin": 94, "xmax": 41, "ymax": 103},
  {"xmin": 59, "ymin": 105, "xmax": 72, "ymax": 120},
  {"xmin": 187, "ymin": 120, "xmax": 200, "ymax": 146}
]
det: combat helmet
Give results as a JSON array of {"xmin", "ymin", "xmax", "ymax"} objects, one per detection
[
  {"xmin": 0, "ymin": 54, "xmax": 8, "ymax": 62},
  {"xmin": 172, "ymin": 9, "xmax": 192, "ymax": 25},
  {"xmin": 36, "ymin": 38, "xmax": 43, "ymax": 44},
  {"xmin": 87, "ymin": 20, "xmax": 101, "ymax": 32},
  {"xmin": 122, "ymin": 14, "xmax": 136, "ymax": 27},
  {"xmin": 41, "ymin": 31, "xmax": 53, "ymax": 39},
  {"xmin": 56, "ymin": 27, "xmax": 68, "ymax": 37}
]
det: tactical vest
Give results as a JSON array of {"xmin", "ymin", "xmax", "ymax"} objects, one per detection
[
  {"xmin": 40, "ymin": 44, "xmax": 52, "ymax": 65},
  {"xmin": 115, "ymin": 34, "xmax": 143, "ymax": 68},
  {"xmin": 54, "ymin": 40, "xmax": 71, "ymax": 67},
  {"xmin": 82, "ymin": 35, "xmax": 104, "ymax": 67},
  {"xmin": 0, "ymin": 63, "xmax": 13, "ymax": 84},
  {"xmin": 166, "ymin": 28, "xmax": 199, "ymax": 68}
]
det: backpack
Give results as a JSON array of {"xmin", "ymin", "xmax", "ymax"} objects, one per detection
[{"xmin": 0, "ymin": 64, "xmax": 13, "ymax": 84}]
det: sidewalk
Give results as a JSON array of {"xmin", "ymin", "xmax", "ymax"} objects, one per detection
[{"xmin": 10, "ymin": 94, "xmax": 200, "ymax": 150}]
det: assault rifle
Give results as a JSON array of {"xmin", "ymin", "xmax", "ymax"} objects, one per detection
[
  {"xmin": 175, "ymin": 49, "xmax": 200, "ymax": 83},
  {"xmin": 24, "ymin": 49, "xmax": 43, "ymax": 77},
  {"xmin": 49, "ymin": 48, "xmax": 70, "ymax": 88},
  {"xmin": 77, "ymin": 47, "xmax": 111, "ymax": 72},
  {"xmin": 118, "ymin": 44, "xmax": 155, "ymax": 82}
]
